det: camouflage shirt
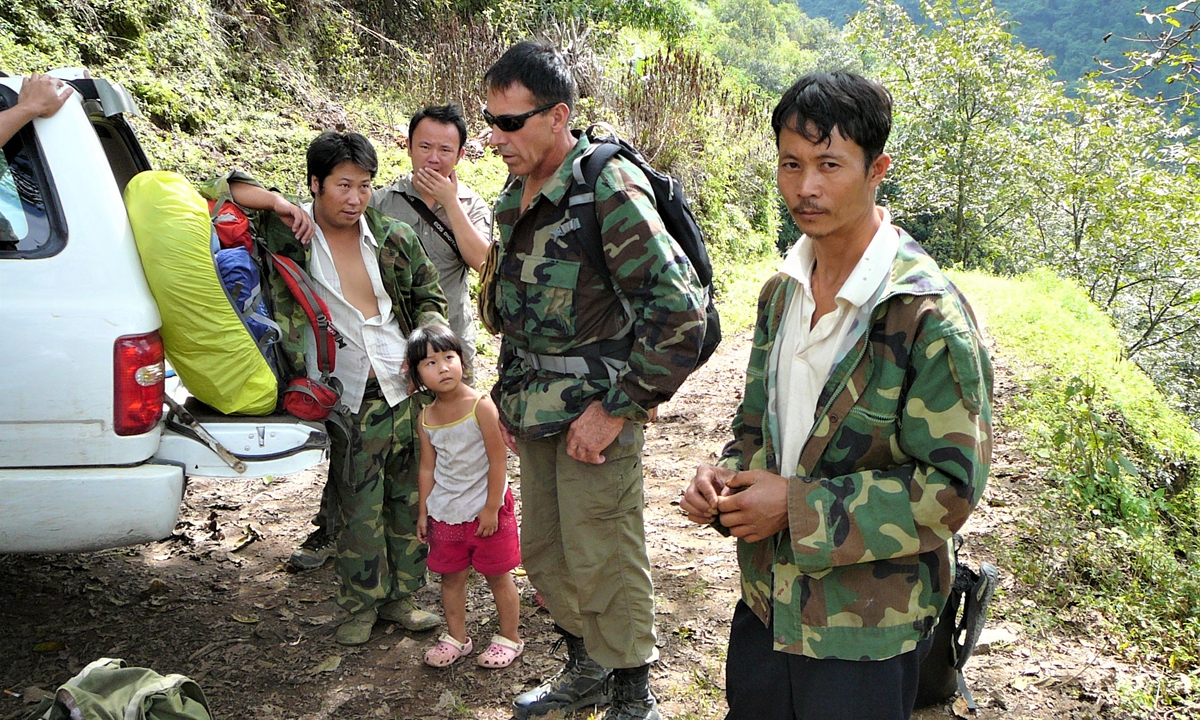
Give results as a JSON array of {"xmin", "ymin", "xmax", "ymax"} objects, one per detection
[
  {"xmin": 719, "ymin": 230, "xmax": 993, "ymax": 661},
  {"xmin": 198, "ymin": 171, "xmax": 448, "ymax": 380},
  {"xmin": 491, "ymin": 134, "xmax": 705, "ymax": 439}
]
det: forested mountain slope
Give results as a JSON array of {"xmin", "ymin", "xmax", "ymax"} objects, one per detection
[{"xmin": 794, "ymin": 0, "xmax": 1156, "ymax": 87}]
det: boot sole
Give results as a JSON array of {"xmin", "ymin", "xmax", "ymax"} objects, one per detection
[
  {"xmin": 512, "ymin": 691, "xmax": 610, "ymax": 719},
  {"xmin": 287, "ymin": 551, "xmax": 333, "ymax": 571}
]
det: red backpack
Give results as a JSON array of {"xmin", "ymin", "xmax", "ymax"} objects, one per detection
[{"xmin": 266, "ymin": 252, "xmax": 344, "ymax": 421}]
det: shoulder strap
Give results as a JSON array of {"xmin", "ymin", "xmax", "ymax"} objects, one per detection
[
  {"xmin": 266, "ymin": 252, "xmax": 338, "ymax": 377},
  {"xmin": 570, "ymin": 142, "xmax": 623, "ymax": 290},
  {"xmin": 568, "ymin": 142, "xmax": 634, "ymax": 344},
  {"xmin": 397, "ymin": 191, "xmax": 463, "ymax": 263}
]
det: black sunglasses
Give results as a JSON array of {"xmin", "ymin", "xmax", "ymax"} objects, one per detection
[{"xmin": 482, "ymin": 103, "xmax": 558, "ymax": 133}]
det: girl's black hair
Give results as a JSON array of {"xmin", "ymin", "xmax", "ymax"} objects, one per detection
[{"xmin": 406, "ymin": 324, "xmax": 464, "ymax": 391}]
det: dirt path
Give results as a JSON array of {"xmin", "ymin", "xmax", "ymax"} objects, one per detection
[{"xmin": 0, "ymin": 332, "xmax": 1138, "ymax": 720}]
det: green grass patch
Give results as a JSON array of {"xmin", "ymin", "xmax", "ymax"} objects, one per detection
[
  {"xmin": 952, "ymin": 268, "xmax": 1200, "ymax": 714},
  {"xmin": 711, "ymin": 249, "xmax": 778, "ymax": 334}
]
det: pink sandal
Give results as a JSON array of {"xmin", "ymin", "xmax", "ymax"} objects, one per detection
[
  {"xmin": 477, "ymin": 634, "xmax": 524, "ymax": 669},
  {"xmin": 423, "ymin": 634, "xmax": 473, "ymax": 667}
]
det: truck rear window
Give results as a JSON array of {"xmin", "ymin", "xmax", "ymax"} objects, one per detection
[{"xmin": 0, "ymin": 89, "xmax": 65, "ymax": 258}]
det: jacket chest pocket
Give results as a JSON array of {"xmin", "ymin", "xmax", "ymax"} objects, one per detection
[{"xmin": 517, "ymin": 254, "xmax": 580, "ymax": 339}]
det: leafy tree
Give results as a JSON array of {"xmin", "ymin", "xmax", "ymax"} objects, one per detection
[
  {"xmin": 1004, "ymin": 78, "xmax": 1200, "ymax": 417},
  {"xmin": 796, "ymin": 0, "xmax": 1167, "ymax": 97},
  {"xmin": 849, "ymin": 0, "xmax": 1055, "ymax": 268},
  {"xmin": 700, "ymin": 0, "xmax": 852, "ymax": 93},
  {"xmin": 1107, "ymin": 1, "xmax": 1200, "ymax": 113}
]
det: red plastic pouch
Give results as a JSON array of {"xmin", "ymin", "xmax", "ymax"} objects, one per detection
[
  {"xmin": 282, "ymin": 377, "xmax": 340, "ymax": 421},
  {"xmin": 207, "ymin": 199, "xmax": 254, "ymax": 251}
]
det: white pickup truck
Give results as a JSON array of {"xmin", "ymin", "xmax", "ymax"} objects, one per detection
[{"xmin": 0, "ymin": 70, "xmax": 326, "ymax": 553}]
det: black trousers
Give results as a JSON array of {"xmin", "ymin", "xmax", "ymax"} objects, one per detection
[{"xmin": 725, "ymin": 600, "xmax": 932, "ymax": 720}]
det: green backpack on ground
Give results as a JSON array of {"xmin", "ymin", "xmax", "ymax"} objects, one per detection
[{"xmin": 25, "ymin": 658, "xmax": 212, "ymax": 720}]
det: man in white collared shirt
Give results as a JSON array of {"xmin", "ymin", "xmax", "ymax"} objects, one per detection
[
  {"xmin": 683, "ymin": 72, "xmax": 992, "ymax": 720},
  {"xmin": 222, "ymin": 131, "xmax": 450, "ymax": 646}
]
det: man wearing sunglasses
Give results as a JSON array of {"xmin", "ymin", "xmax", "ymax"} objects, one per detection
[{"xmin": 480, "ymin": 41, "xmax": 705, "ymax": 720}]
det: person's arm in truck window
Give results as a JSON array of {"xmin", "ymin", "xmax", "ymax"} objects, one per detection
[{"xmin": 0, "ymin": 74, "xmax": 73, "ymax": 148}]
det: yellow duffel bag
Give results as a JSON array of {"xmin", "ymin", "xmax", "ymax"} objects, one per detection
[{"xmin": 124, "ymin": 170, "xmax": 278, "ymax": 415}]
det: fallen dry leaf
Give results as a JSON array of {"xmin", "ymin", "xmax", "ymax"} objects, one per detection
[{"xmin": 33, "ymin": 641, "xmax": 64, "ymax": 653}]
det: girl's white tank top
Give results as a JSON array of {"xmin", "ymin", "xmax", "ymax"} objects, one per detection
[{"xmin": 423, "ymin": 396, "xmax": 495, "ymax": 524}]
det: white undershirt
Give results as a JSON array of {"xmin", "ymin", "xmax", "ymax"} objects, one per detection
[
  {"xmin": 303, "ymin": 202, "xmax": 409, "ymax": 414},
  {"xmin": 775, "ymin": 207, "xmax": 900, "ymax": 478}
]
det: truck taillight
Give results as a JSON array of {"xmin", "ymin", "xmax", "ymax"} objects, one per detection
[{"xmin": 114, "ymin": 331, "xmax": 165, "ymax": 436}]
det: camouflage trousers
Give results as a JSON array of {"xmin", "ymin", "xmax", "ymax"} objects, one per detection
[{"xmin": 327, "ymin": 394, "xmax": 428, "ymax": 614}]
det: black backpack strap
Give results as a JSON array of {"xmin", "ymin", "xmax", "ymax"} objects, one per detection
[
  {"xmin": 568, "ymin": 141, "xmax": 635, "ymax": 345},
  {"xmin": 570, "ymin": 141, "xmax": 623, "ymax": 289},
  {"xmin": 948, "ymin": 537, "xmax": 999, "ymax": 712},
  {"xmin": 397, "ymin": 191, "xmax": 464, "ymax": 263}
]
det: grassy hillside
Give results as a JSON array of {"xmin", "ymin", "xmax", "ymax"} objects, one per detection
[{"xmin": 952, "ymin": 269, "xmax": 1200, "ymax": 709}]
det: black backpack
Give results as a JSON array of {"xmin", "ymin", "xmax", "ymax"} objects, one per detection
[
  {"xmin": 567, "ymin": 126, "xmax": 721, "ymax": 369},
  {"xmin": 915, "ymin": 535, "xmax": 1000, "ymax": 710}
]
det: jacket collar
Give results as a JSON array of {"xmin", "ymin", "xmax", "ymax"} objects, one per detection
[
  {"xmin": 524, "ymin": 133, "xmax": 590, "ymax": 208},
  {"xmin": 876, "ymin": 230, "xmax": 953, "ymax": 306}
]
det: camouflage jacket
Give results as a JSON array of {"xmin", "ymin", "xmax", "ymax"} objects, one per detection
[
  {"xmin": 198, "ymin": 171, "xmax": 448, "ymax": 380},
  {"xmin": 719, "ymin": 231, "xmax": 993, "ymax": 661},
  {"xmin": 491, "ymin": 134, "xmax": 705, "ymax": 439}
]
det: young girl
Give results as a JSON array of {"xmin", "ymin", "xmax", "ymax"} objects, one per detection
[{"xmin": 408, "ymin": 325, "xmax": 524, "ymax": 668}]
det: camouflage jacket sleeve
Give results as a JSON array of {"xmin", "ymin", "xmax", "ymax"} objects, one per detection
[
  {"xmin": 367, "ymin": 207, "xmax": 448, "ymax": 335},
  {"xmin": 593, "ymin": 160, "xmax": 705, "ymax": 421},
  {"xmin": 785, "ymin": 297, "xmax": 992, "ymax": 572}
]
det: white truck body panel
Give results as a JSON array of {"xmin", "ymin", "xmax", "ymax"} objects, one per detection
[
  {"xmin": 0, "ymin": 464, "xmax": 185, "ymax": 553},
  {"xmin": 0, "ymin": 79, "xmax": 163, "ymax": 466},
  {"xmin": 0, "ymin": 72, "xmax": 327, "ymax": 553}
]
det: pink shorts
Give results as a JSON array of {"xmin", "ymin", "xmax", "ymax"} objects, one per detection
[{"xmin": 427, "ymin": 488, "xmax": 521, "ymax": 576}]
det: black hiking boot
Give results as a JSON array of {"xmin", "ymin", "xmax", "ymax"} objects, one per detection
[
  {"xmin": 512, "ymin": 626, "xmax": 610, "ymax": 719},
  {"xmin": 603, "ymin": 664, "xmax": 660, "ymax": 720}
]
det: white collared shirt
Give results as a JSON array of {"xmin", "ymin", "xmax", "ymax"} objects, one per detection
[
  {"xmin": 302, "ymin": 202, "xmax": 409, "ymax": 414},
  {"xmin": 775, "ymin": 207, "xmax": 900, "ymax": 478}
]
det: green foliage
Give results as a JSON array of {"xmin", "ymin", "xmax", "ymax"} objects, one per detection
[
  {"xmin": 595, "ymin": 47, "xmax": 779, "ymax": 258},
  {"xmin": 698, "ymin": 0, "xmax": 856, "ymax": 93},
  {"xmin": 955, "ymin": 269, "xmax": 1200, "ymax": 461},
  {"xmin": 852, "ymin": 0, "xmax": 1056, "ymax": 269},
  {"xmin": 1008, "ymin": 79, "xmax": 1200, "ymax": 421},
  {"xmin": 711, "ymin": 252, "xmax": 779, "ymax": 331},
  {"xmin": 1053, "ymin": 375, "xmax": 1166, "ymax": 527},
  {"xmin": 955, "ymin": 268, "xmax": 1200, "ymax": 708},
  {"xmin": 1109, "ymin": 1, "xmax": 1200, "ymax": 114},
  {"xmin": 796, "ymin": 0, "xmax": 1174, "ymax": 99}
]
